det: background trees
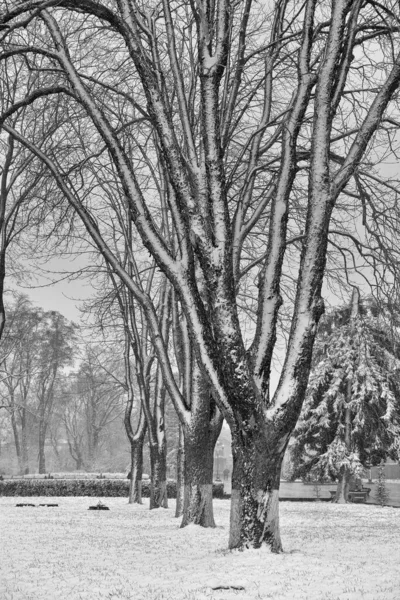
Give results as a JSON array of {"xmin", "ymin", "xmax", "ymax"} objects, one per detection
[
  {"xmin": 0, "ymin": 295, "xmax": 130, "ymax": 475},
  {"xmin": 291, "ymin": 291, "xmax": 400, "ymax": 502},
  {"xmin": 0, "ymin": 295, "xmax": 76, "ymax": 473},
  {"xmin": 35, "ymin": 309, "xmax": 76, "ymax": 472},
  {"xmin": 0, "ymin": 295, "xmax": 40, "ymax": 474},
  {"xmin": 62, "ymin": 344, "xmax": 125, "ymax": 472},
  {"xmin": 2, "ymin": 0, "xmax": 400, "ymax": 551}
]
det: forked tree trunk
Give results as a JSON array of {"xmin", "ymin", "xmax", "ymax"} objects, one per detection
[
  {"xmin": 129, "ymin": 436, "xmax": 145, "ymax": 504},
  {"xmin": 149, "ymin": 441, "xmax": 168, "ymax": 509},
  {"xmin": 229, "ymin": 431, "xmax": 286, "ymax": 553},
  {"xmin": 175, "ymin": 424, "xmax": 185, "ymax": 518},
  {"xmin": 180, "ymin": 416, "xmax": 222, "ymax": 528}
]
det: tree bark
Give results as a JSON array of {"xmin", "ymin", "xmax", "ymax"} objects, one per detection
[
  {"xmin": 228, "ymin": 430, "xmax": 285, "ymax": 553},
  {"xmin": 128, "ymin": 435, "xmax": 145, "ymax": 504},
  {"xmin": 175, "ymin": 423, "xmax": 185, "ymax": 518},
  {"xmin": 180, "ymin": 408, "xmax": 222, "ymax": 528},
  {"xmin": 0, "ymin": 254, "xmax": 6, "ymax": 342},
  {"xmin": 149, "ymin": 440, "xmax": 168, "ymax": 509}
]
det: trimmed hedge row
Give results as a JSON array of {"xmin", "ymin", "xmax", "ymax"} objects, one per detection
[
  {"xmin": 5, "ymin": 472, "xmax": 129, "ymax": 480},
  {"xmin": 0, "ymin": 478, "xmax": 225, "ymax": 498}
]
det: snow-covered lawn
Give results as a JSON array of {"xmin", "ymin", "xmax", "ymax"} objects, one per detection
[{"xmin": 1, "ymin": 498, "xmax": 399, "ymax": 600}]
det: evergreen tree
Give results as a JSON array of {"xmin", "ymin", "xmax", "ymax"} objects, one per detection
[{"xmin": 291, "ymin": 293, "xmax": 400, "ymax": 502}]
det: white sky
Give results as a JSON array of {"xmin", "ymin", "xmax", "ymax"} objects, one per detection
[{"xmin": 8, "ymin": 254, "xmax": 94, "ymax": 323}]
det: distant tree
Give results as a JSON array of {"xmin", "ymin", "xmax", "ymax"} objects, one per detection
[
  {"xmin": 63, "ymin": 344, "xmax": 125, "ymax": 472},
  {"xmin": 0, "ymin": 296, "xmax": 76, "ymax": 473},
  {"xmin": 0, "ymin": 122, "xmax": 46, "ymax": 340},
  {"xmin": 35, "ymin": 310, "xmax": 76, "ymax": 473},
  {"xmin": 0, "ymin": 295, "xmax": 43, "ymax": 473},
  {"xmin": 291, "ymin": 290, "xmax": 400, "ymax": 503}
]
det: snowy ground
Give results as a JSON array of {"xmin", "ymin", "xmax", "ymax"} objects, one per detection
[{"xmin": 1, "ymin": 498, "xmax": 399, "ymax": 600}]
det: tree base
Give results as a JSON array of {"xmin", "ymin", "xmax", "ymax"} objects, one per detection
[
  {"xmin": 229, "ymin": 488, "xmax": 283, "ymax": 553},
  {"xmin": 150, "ymin": 481, "xmax": 168, "ymax": 509},
  {"xmin": 180, "ymin": 483, "xmax": 216, "ymax": 528}
]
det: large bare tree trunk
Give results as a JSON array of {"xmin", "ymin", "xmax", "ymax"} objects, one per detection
[
  {"xmin": 181, "ymin": 421, "xmax": 221, "ymax": 528},
  {"xmin": 229, "ymin": 431, "xmax": 285, "ymax": 553},
  {"xmin": 172, "ymin": 301, "xmax": 224, "ymax": 526},
  {"xmin": 180, "ymin": 369, "xmax": 223, "ymax": 528}
]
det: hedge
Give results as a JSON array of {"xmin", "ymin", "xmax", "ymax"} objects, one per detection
[{"xmin": 0, "ymin": 478, "xmax": 225, "ymax": 498}]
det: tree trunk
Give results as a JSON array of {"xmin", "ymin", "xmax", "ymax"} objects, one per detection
[
  {"xmin": 179, "ymin": 361, "xmax": 223, "ymax": 528},
  {"xmin": 335, "ymin": 466, "xmax": 351, "ymax": 504},
  {"xmin": 75, "ymin": 455, "xmax": 84, "ymax": 471},
  {"xmin": 20, "ymin": 408, "xmax": 29, "ymax": 474},
  {"xmin": 129, "ymin": 437, "xmax": 145, "ymax": 504},
  {"xmin": 20, "ymin": 422, "xmax": 29, "ymax": 475},
  {"xmin": 180, "ymin": 416, "xmax": 222, "ymax": 528},
  {"xmin": 10, "ymin": 410, "xmax": 22, "ymax": 473},
  {"xmin": 149, "ymin": 441, "xmax": 168, "ymax": 509},
  {"xmin": 228, "ymin": 431, "xmax": 286, "ymax": 553},
  {"xmin": 0, "ymin": 252, "xmax": 6, "ymax": 342},
  {"xmin": 87, "ymin": 429, "xmax": 100, "ymax": 472},
  {"xmin": 175, "ymin": 424, "xmax": 185, "ymax": 518},
  {"xmin": 38, "ymin": 424, "xmax": 46, "ymax": 474}
]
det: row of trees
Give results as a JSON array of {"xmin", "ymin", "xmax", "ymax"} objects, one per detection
[
  {"xmin": 1, "ymin": 0, "xmax": 400, "ymax": 552},
  {"xmin": 0, "ymin": 295, "xmax": 128, "ymax": 474}
]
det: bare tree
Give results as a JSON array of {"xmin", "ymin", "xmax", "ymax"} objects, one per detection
[
  {"xmin": 34, "ymin": 310, "xmax": 76, "ymax": 473},
  {"xmin": 63, "ymin": 344, "xmax": 125, "ymax": 472},
  {"xmin": 0, "ymin": 296, "xmax": 75, "ymax": 473},
  {"xmin": 0, "ymin": 295, "xmax": 41, "ymax": 473},
  {"xmin": 2, "ymin": 0, "xmax": 400, "ymax": 551}
]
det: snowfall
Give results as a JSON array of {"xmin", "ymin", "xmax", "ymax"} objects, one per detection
[{"xmin": 1, "ymin": 497, "xmax": 399, "ymax": 600}]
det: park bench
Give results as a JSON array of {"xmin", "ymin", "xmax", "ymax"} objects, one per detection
[
  {"xmin": 330, "ymin": 487, "xmax": 371, "ymax": 502},
  {"xmin": 348, "ymin": 489, "xmax": 370, "ymax": 503}
]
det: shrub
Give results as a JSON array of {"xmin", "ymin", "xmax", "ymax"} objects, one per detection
[{"xmin": 0, "ymin": 478, "xmax": 225, "ymax": 498}]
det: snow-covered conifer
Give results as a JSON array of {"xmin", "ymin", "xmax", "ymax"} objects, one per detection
[{"xmin": 291, "ymin": 295, "xmax": 400, "ymax": 502}]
